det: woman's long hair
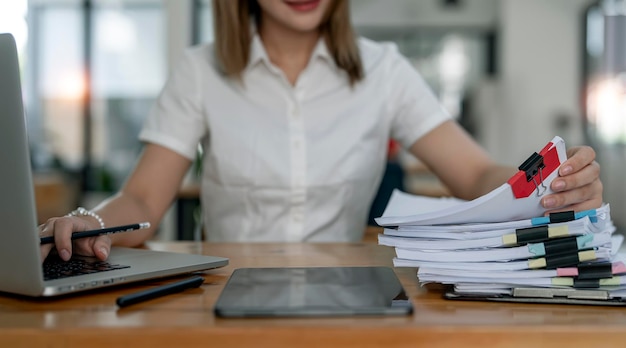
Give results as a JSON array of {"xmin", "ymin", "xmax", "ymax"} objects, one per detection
[{"xmin": 212, "ymin": 0, "xmax": 363, "ymax": 85}]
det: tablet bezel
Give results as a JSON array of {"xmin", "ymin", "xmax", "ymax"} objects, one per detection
[{"xmin": 214, "ymin": 266, "xmax": 414, "ymax": 317}]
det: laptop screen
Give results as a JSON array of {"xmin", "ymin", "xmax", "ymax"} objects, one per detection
[{"xmin": 0, "ymin": 33, "xmax": 47, "ymax": 296}]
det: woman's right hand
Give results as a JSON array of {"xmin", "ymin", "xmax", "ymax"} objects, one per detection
[{"xmin": 39, "ymin": 216, "xmax": 112, "ymax": 263}]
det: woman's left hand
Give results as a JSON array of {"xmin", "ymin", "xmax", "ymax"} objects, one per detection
[{"xmin": 541, "ymin": 145, "xmax": 603, "ymax": 212}]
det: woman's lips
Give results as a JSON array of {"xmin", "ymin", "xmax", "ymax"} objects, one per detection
[{"xmin": 284, "ymin": 0, "xmax": 321, "ymax": 12}]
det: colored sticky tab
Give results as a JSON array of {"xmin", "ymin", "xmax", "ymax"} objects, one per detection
[
  {"xmin": 529, "ymin": 258, "xmax": 547, "ymax": 269},
  {"xmin": 572, "ymin": 209, "xmax": 598, "ymax": 222},
  {"xmin": 548, "ymin": 225, "xmax": 569, "ymax": 238},
  {"xmin": 507, "ymin": 141, "xmax": 561, "ymax": 199},
  {"xmin": 528, "ymin": 243, "xmax": 546, "ymax": 256},
  {"xmin": 501, "ymin": 234, "xmax": 518, "ymax": 246},
  {"xmin": 552, "ymin": 277, "xmax": 574, "ymax": 286},
  {"xmin": 612, "ymin": 262, "xmax": 626, "ymax": 275},
  {"xmin": 530, "ymin": 216, "xmax": 550, "ymax": 225},
  {"xmin": 599, "ymin": 277, "xmax": 621, "ymax": 286},
  {"xmin": 576, "ymin": 234, "xmax": 594, "ymax": 249},
  {"xmin": 578, "ymin": 250, "xmax": 597, "ymax": 262},
  {"xmin": 530, "ymin": 208, "xmax": 598, "ymax": 226},
  {"xmin": 556, "ymin": 267, "xmax": 579, "ymax": 277}
]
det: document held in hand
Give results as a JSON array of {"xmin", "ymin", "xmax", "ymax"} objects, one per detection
[{"xmin": 375, "ymin": 136, "xmax": 567, "ymax": 226}]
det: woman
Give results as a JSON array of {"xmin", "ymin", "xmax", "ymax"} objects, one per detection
[{"xmin": 40, "ymin": 0, "xmax": 602, "ymax": 261}]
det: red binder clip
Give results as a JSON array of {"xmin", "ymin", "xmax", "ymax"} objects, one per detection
[{"xmin": 507, "ymin": 141, "xmax": 561, "ymax": 199}]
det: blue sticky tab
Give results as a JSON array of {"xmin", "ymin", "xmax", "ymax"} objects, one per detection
[
  {"xmin": 574, "ymin": 209, "xmax": 597, "ymax": 220},
  {"xmin": 576, "ymin": 234, "xmax": 594, "ymax": 249},
  {"xmin": 531, "ymin": 208, "xmax": 598, "ymax": 226},
  {"xmin": 528, "ymin": 243, "xmax": 546, "ymax": 256}
]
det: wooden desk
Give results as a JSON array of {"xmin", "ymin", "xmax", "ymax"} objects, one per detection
[
  {"xmin": 2, "ymin": 242, "xmax": 626, "ymax": 348},
  {"xmin": 33, "ymin": 172, "xmax": 77, "ymax": 224}
]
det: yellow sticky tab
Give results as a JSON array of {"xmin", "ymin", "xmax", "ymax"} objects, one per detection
[
  {"xmin": 578, "ymin": 250, "xmax": 597, "ymax": 262},
  {"xmin": 548, "ymin": 225, "xmax": 569, "ymax": 238},
  {"xmin": 552, "ymin": 277, "xmax": 574, "ymax": 286},
  {"xmin": 501, "ymin": 234, "xmax": 517, "ymax": 246},
  {"xmin": 529, "ymin": 258, "xmax": 547, "ymax": 269},
  {"xmin": 599, "ymin": 277, "xmax": 620, "ymax": 286}
]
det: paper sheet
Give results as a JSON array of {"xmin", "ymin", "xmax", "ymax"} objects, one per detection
[{"xmin": 375, "ymin": 136, "xmax": 567, "ymax": 226}]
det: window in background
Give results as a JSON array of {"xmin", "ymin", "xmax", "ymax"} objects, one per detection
[
  {"xmin": 29, "ymin": 0, "xmax": 84, "ymax": 172},
  {"xmin": 193, "ymin": 0, "xmax": 213, "ymax": 44},
  {"xmin": 582, "ymin": 0, "xmax": 626, "ymax": 231},
  {"xmin": 584, "ymin": 0, "xmax": 626, "ymax": 145},
  {"xmin": 91, "ymin": 0, "xmax": 165, "ymax": 191},
  {"xmin": 356, "ymin": 28, "xmax": 493, "ymax": 137},
  {"xmin": 27, "ymin": 0, "xmax": 165, "ymax": 198}
]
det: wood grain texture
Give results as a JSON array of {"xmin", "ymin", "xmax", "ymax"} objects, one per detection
[{"xmin": 3, "ymin": 242, "xmax": 626, "ymax": 348}]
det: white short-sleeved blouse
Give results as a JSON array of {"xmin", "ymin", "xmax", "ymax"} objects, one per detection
[{"xmin": 139, "ymin": 34, "xmax": 451, "ymax": 242}]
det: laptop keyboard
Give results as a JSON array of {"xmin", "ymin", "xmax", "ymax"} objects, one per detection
[{"xmin": 43, "ymin": 255, "xmax": 130, "ymax": 281}]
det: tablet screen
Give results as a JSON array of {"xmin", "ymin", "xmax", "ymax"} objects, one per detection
[{"xmin": 214, "ymin": 266, "xmax": 413, "ymax": 317}]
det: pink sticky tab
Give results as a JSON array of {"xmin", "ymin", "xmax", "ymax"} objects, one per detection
[
  {"xmin": 612, "ymin": 262, "xmax": 626, "ymax": 275},
  {"xmin": 556, "ymin": 267, "xmax": 578, "ymax": 277}
]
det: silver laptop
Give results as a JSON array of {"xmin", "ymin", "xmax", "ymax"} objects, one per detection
[{"xmin": 0, "ymin": 33, "xmax": 228, "ymax": 297}]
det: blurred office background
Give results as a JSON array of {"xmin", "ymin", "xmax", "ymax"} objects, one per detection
[{"xmin": 1, "ymin": 0, "xmax": 624, "ymax": 240}]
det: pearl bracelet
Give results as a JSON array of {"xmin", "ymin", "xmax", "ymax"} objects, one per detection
[{"xmin": 66, "ymin": 207, "xmax": 105, "ymax": 229}]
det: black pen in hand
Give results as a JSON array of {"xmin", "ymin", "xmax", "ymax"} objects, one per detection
[
  {"xmin": 39, "ymin": 222, "xmax": 151, "ymax": 245},
  {"xmin": 116, "ymin": 276, "xmax": 205, "ymax": 308}
]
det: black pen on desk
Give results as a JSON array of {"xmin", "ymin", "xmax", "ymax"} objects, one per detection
[
  {"xmin": 116, "ymin": 276, "xmax": 205, "ymax": 308},
  {"xmin": 39, "ymin": 222, "xmax": 151, "ymax": 245}
]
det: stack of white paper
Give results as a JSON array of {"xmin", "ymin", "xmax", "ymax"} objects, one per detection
[{"xmin": 376, "ymin": 136, "xmax": 625, "ymax": 297}]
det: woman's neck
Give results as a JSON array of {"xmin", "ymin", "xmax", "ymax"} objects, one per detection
[{"xmin": 259, "ymin": 21, "xmax": 320, "ymax": 86}]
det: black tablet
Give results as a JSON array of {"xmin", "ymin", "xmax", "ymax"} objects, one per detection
[{"xmin": 214, "ymin": 266, "xmax": 413, "ymax": 317}]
